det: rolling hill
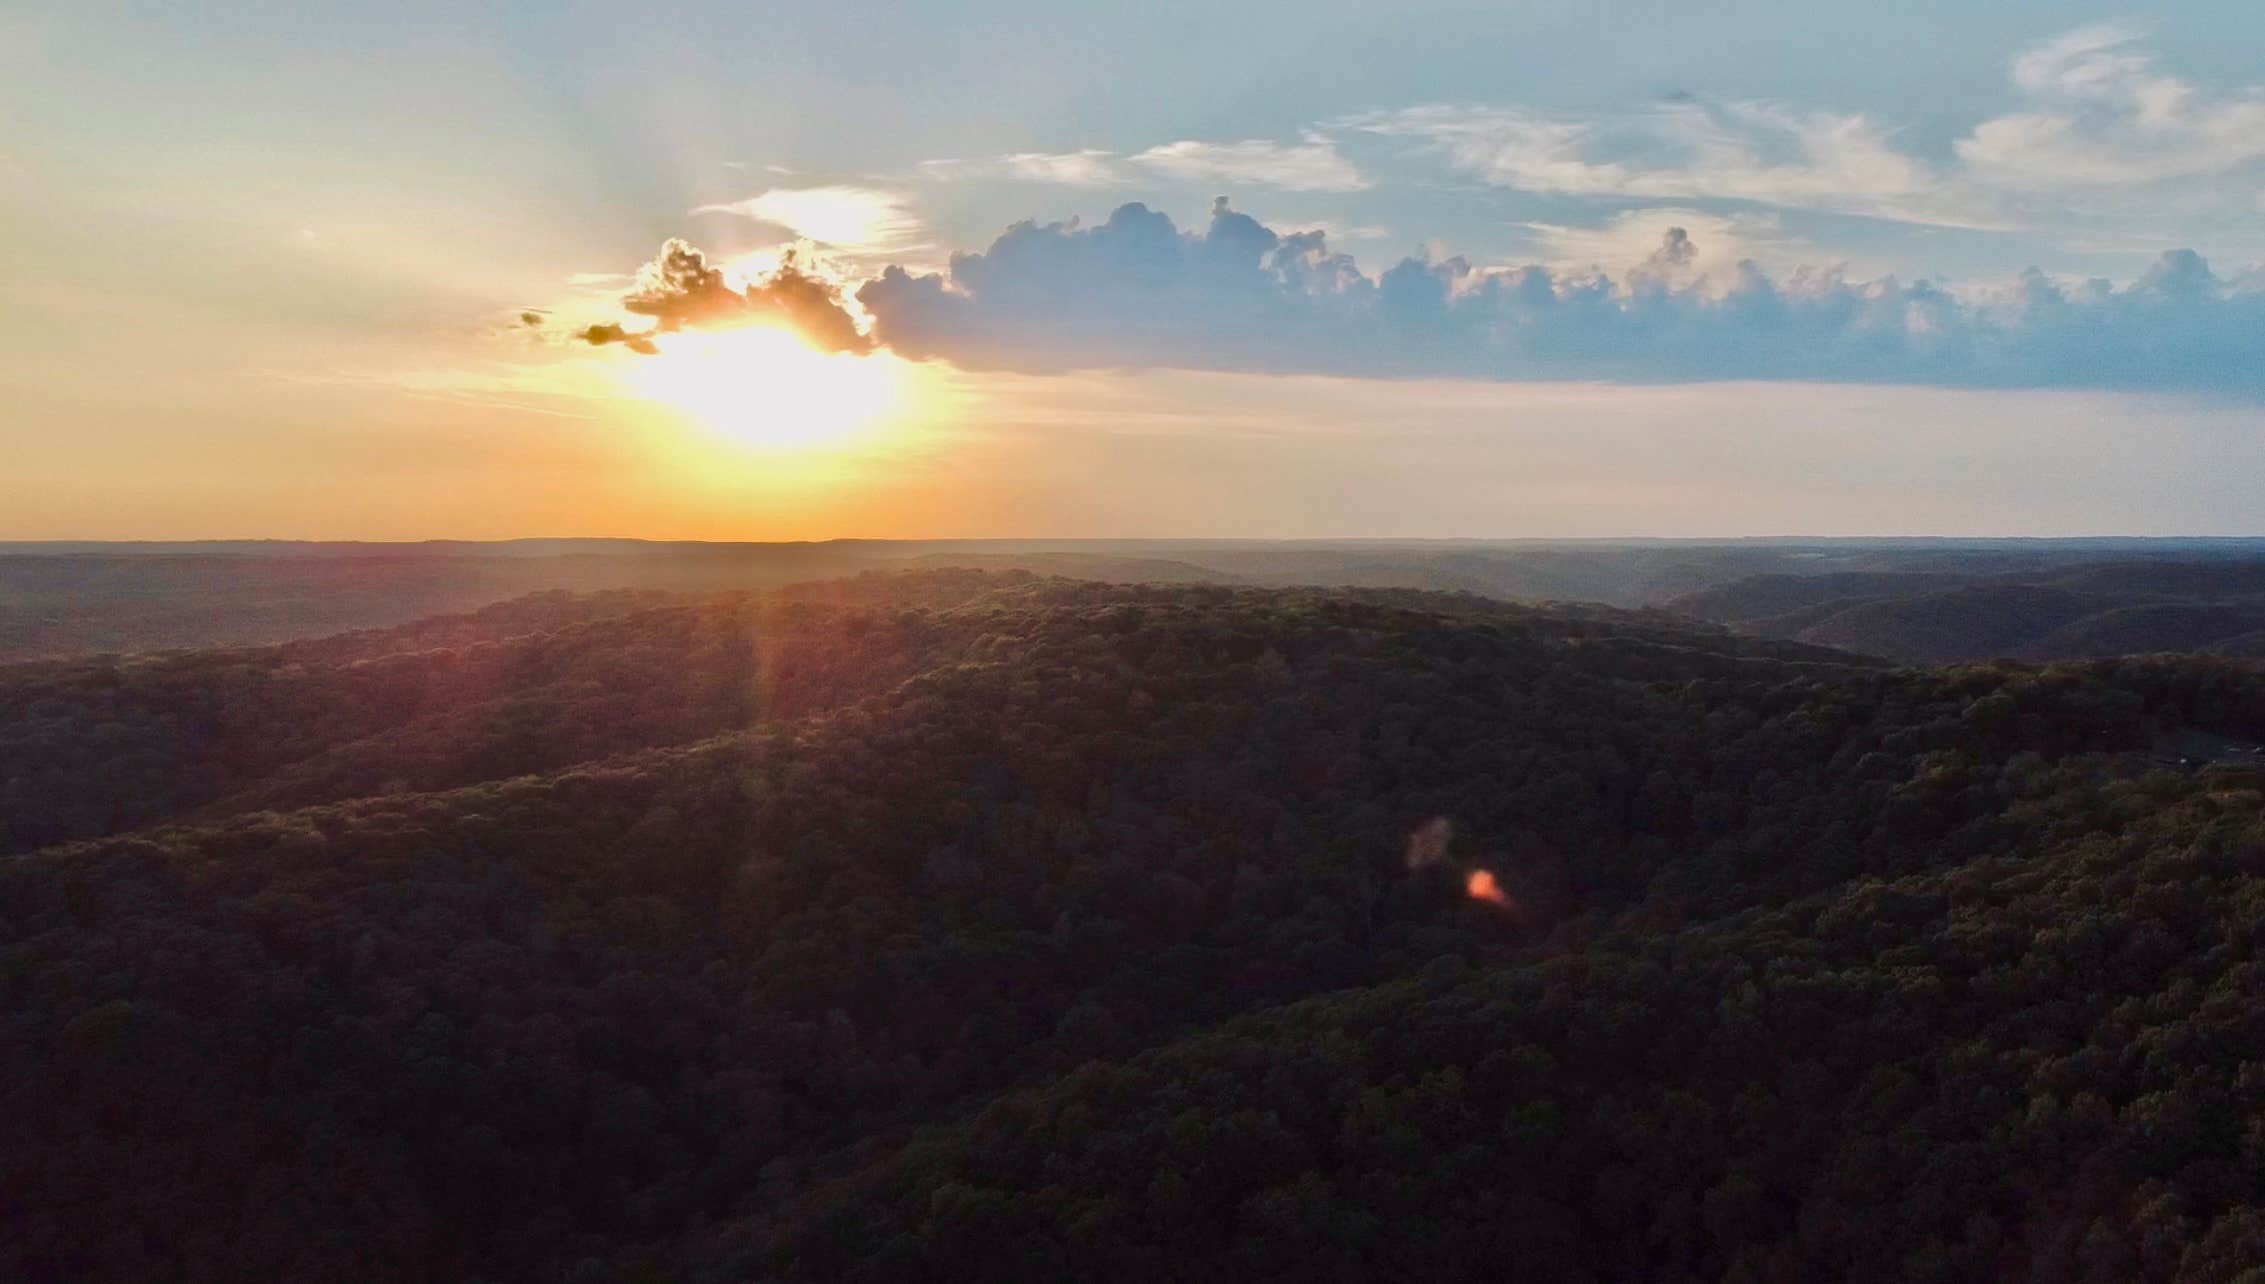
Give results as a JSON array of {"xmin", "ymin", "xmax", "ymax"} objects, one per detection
[
  {"xmin": 1672, "ymin": 561, "xmax": 2265, "ymax": 662},
  {"xmin": 2, "ymin": 572, "xmax": 2261, "ymax": 1281}
]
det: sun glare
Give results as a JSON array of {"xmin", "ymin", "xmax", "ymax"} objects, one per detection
[{"xmin": 614, "ymin": 325, "xmax": 912, "ymax": 450}]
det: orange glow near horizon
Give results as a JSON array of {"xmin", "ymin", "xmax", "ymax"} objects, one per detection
[
  {"xmin": 1466, "ymin": 868, "xmax": 1511, "ymax": 908},
  {"xmin": 613, "ymin": 325, "xmax": 916, "ymax": 451}
]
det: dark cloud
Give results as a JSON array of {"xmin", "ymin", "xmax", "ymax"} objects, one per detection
[
  {"xmin": 579, "ymin": 322, "xmax": 658, "ymax": 355},
  {"xmin": 749, "ymin": 256, "xmax": 872, "ymax": 355},
  {"xmin": 579, "ymin": 239, "xmax": 872, "ymax": 356},
  {"xmin": 847, "ymin": 201, "xmax": 2265, "ymax": 395},
  {"xmin": 1650, "ymin": 226, "xmax": 1696, "ymax": 270}
]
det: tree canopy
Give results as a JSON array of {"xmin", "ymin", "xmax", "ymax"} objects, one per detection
[{"xmin": 2, "ymin": 572, "xmax": 2259, "ymax": 1281}]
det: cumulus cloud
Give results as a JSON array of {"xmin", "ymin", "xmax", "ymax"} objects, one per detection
[
  {"xmin": 576, "ymin": 239, "xmax": 871, "ymax": 355},
  {"xmin": 1521, "ymin": 207, "xmax": 1802, "ymax": 280},
  {"xmin": 848, "ymin": 199, "xmax": 2265, "ymax": 395},
  {"xmin": 855, "ymin": 198, "xmax": 1372, "ymax": 374}
]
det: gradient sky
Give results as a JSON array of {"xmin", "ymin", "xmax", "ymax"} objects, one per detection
[{"xmin": 3, "ymin": 1, "xmax": 2262, "ymax": 539}]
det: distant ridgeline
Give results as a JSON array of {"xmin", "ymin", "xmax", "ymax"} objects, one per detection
[
  {"xmin": 2, "ymin": 571, "xmax": 2262, "ymax": 1281},
  {"xmin": 5, "ymin": 536, "xmax": 2263, "ymax": 664}
]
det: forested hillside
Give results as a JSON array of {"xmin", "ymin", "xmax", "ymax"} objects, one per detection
[
  {"xmin": 0, "ymin": 580, "xmax": 983, "ymax": 854},
  {"xmin": 3, "ymin": 573, "xmax": 2261, "ymax": 1281},
  {"xmin": 1674, "ymin": 561, "xmax": 2265, "ymax": 662}
]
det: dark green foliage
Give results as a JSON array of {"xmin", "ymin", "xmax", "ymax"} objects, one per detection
[
  {"xmin": 1673, "ymin": 560, "xmax": 2265, "ymax": 663},
  {"xmin": 0, "ymin": 572, "xmax": 2258, "ymax": 1282},
  {"xmin": 0, "ymin": 582, "xmax": 975, "ymax": 854}
]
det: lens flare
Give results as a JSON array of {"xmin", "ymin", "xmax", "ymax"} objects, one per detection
[{"xmin": 1466, "ymin": 868, "xmax": 1512, "ymax": 908}]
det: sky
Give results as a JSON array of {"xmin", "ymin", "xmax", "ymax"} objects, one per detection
[{"xmin": 2, "ymin": 1, "xmax": 2262, "ymax": 539}]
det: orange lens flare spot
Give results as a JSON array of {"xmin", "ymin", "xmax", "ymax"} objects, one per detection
[{"xmin": 1466, "ymin": 868, "xmax": 1512, "ymax": 908}]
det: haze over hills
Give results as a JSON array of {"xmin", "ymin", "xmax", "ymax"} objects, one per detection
[
  {"xmin": 7, "ymin": 538, "xmax": 2264, "ymax": 664},
  {"xmin": 3, "ymin": 571, "xmax": 2261, "ymax": 1280},
  {"xmin": 1669, "ymin": 559, "xmax": 2265, "ymax": 662}
]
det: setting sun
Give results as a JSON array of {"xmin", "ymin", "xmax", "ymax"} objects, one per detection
[{"xmin": 614, "ymin": 325, "xmax": 913, "ymax": 449}]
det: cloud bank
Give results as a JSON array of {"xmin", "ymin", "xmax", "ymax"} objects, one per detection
[
  {"xmin": 574, "ymin": 202, "xmax": 2263, "ymax": 397},
  {"xmin": 849, "ymin": 200, "xmax": 2264, "ymax": 394}
]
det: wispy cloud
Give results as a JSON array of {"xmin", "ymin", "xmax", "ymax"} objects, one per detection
[
  {"xmin": 1272, "ymin": 218, "xmax": 1391, "ymax": 244},
  {"xmin": 267, "ymin": 362, "xmax": 605, "ymax": 422},
  {"xmin": 1344, "ymin": 99, "xmax": 1983, "ymax": 228},
  {"xmin": 1345, "ymin": 24, "xmax": 2265, "ymax": 237},
  {"xmin": 690, "ymin": 185, "xmax": 924, "ymax": 253},
  {"xmin": 1008, "ymin": 150, "xmax": 1128, "ymax": 187},
  {"xmin": 1128, "ymin": 133, "xmax": 1369, "ymax": 192},
  {"xmin": 921, "ymin": 150, "xmax": 1128, "ymax": 186},
  {"xmin": 921, "ymin": 134, "xmax": 1368, "ymax": 192},
  {"xmin": 1958, "ymin": 23, "xmax": 2265, "ymax": 190}
]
